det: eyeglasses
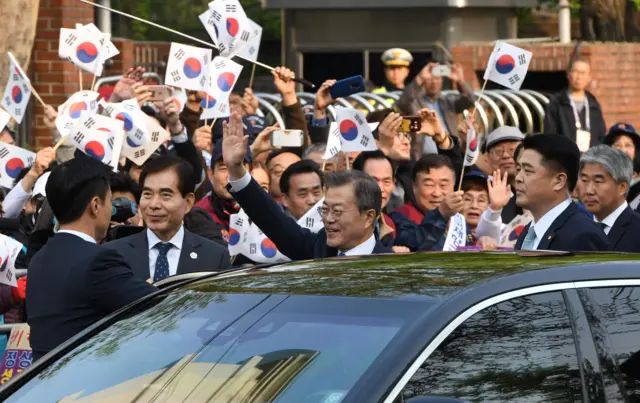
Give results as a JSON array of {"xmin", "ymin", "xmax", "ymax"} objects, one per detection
[
  {"xmin": 489, "ymin": 146, "xmax": 518, "ymax": 158},
  {"xmin": 319, "ymin": 207, "xmax": 360, "ymax": 219},
  {"xmin": 396, "ymin": 132, "xmax": 411, "ymax": 141}
]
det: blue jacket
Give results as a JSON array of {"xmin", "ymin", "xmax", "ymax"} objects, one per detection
[{"xmin": 391, "ymin": 209, "xmax": 474, "ymax": 252}]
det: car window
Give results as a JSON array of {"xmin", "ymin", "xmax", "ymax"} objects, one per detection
[
  {"xmin": 398, "ymin": 291, "xmax": 583, "ymax": 402},
  {"xmin": 8, "ymin": 290, "xmax": 431, "ymax": 403},
  {"xmin": 582, "ymin": 286, "xmax": 640, "ymax": 401}
]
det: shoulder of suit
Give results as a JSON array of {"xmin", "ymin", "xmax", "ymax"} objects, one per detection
[{"xmin": 185, "ymin": 229, "xmax": 227, "ymax": 251}]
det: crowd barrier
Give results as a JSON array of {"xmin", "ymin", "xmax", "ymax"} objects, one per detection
[{"xmin": 254, "ymin": 90, "xmax": 551, "ymax": 136}]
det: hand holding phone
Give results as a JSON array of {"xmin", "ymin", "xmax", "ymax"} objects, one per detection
[
  {"xmin": 271, "ymin": 130, "xmax": 304, "ymax": 147},
  {"xmin": 147, "ymin": 85, "xmax": 170, "ymax": 102},
  {"xmin": 329, "ymin": 75, "xmax": 365, "ymax": 99},
  {"xmin": 401, "ymin": 116, "xmax": 421, "ymax": 133},
  {"xmin": 431, "ymin": 65, "xmax": 452, "ymax": 77}
]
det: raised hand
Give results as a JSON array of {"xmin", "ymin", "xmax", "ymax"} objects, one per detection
[
  {"xmin": 31, "ymin": 147, "xmax": 54, "ymax": 177},
  {"xmin": 417, "ymin": 62, "xmax": 437, "ymax": 86},
  {"xmin": 448, "ymin": 63, "xmax": 465, "ymax": 84},
  {"xmin": 110, "ymin": 67, "xmax": 146, "ymax": 102},
  {"xmin": 43, "ymin": 105, "xmax": 58, "ymax": 131},
  {"xmin": 487, "ymin": 169, "xmax": 511, "ymax": 211},
  {"xmin": 161, "ymin": 98, "xmax": 183, "ymax": 134},
  {"xmin": 477, "ymin": 236, "xmax": 498, "ymax": 251},
  {"xmin": 315, "ymin": 79, "xmax": 337, "ymax": 111},
  {"xmin": 192, "ymin": 126, "xmax": 213, "ymax": 153},
  {"xmin": 439, "ymin": 190, "xmax": 465, "ymax": 220},
  {"xmin": 250, "ymin": 124, "xmax": 280, "ymax": 157},
  {"xmin": 272, "ymin": 67, "xmax": 296, "ymax": 106},
  {"xmin": 377, "ymin": 112, "xmax": 402, "ymax": 153},
  {"xmin": 242, "ymin": 88, "xmax": 259, "ymax": 115},
  {"xmin": 222, "ymin": 112, "xmax": 249, "ymax": 178}
]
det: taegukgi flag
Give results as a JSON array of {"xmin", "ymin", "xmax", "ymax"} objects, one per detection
[
  {"xmin": 0, "ymin": 234, "xmax": 23, "ymax": 287},
  {"xmin": 0, "ymin": 142, "xmax": 35, "ymax": 189},
  {"xmin": 335, "ymin": 107, "xmax": 377, "ymax": 153},
  {"xmin": 207, "ymin": 0, "xmax": 255, "ymax": 57},
  {"xmin": 56, "ymin": 90, "xmax": 100, "ymax": 137},
  {"xmin": 483, "ymin": 41, "xmax": 532, "ymax": 91},
  {"xmin": 58, "ymin": 28, "xmax": 106, "ymax": 76},
  {"xmin": 200, "ymin": 9, "xmax": 263, "ymax": 62},
  {"xmin": 165, "ymin": 43, "xmax": 212, "ymax": 92},
  {"xmin": 204, "ymin": 56, "xmax": 243, "ymax": 118},
  {"xmin": 464, "ymin": 128, "xmax": 479, "ymax": 166},
  {"xmin": 2, "ymin": 53, "xmax": 32, "ymax": 124},
  {"xmin": 69, "ymin": 114, "xmax": 124, "ymax": 168},
  {"xmin": 75, "ymin": 23, "xmax": 120, "ymax": 67}
]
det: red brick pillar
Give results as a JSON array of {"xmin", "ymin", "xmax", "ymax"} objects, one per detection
[{"xmin": 30, "ymin": 0, "xmax": 94, "ymax": 148}]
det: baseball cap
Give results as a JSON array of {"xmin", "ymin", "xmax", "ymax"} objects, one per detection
[
  {"xmin": 605, "ymin": 122, "xmax": 640, "ymax": 149},
  {"xmin": 381, "ymin": 48, "xmax": 413, "ymax": 67},
  {"xmin": 211, "ymin": 138, "xmax": 252, "ymax": 167},
  {"xmin": 485, "ymin": 126, "xmax": 525, "ymax": 152}
]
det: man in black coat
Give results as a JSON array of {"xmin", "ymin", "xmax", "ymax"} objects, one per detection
[
  {"xmin": 222, "ymin": 112, "xmax": 392, "ymax": 259},
  {"xmin": 579, "ymin": 145, "xmax": 640, "ymax": 252},
  {"xmin": 544, "ymin": 58, "xmax": 606, "ymax": 150},
  {"xmin": 27, "ymin": 156, "xmax": 157, "ymax": 361},
  {"xmin": 107, "ymin": 156, "xmax": 230, "ymax": 281},
  {"xmin": 514, "ymin": 134, "xmax": 611, "ymax": 252}
]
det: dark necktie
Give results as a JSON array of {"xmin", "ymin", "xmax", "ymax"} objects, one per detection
[
  {"xmin": 338, "ymin": 252, "xmax": 346, "ymax": 257},
  {"xmin": 153, "ymin": 242, "xmax": 172, "ymax": 282},
  {"xmin": 597, "ymin": 222, "xmax": 607, "ymax": 231}
]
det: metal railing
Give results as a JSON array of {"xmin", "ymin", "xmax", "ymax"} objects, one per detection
[{"xmin": 252, "ymin": 89, "xmax": 550, "ymax": 134}]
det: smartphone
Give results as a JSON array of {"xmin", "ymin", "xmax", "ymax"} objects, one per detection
[
  {"xmin": 271, "ymin": 130, "xmax": 304, "ymax": 147},
  {"xmin": 432, "ymin": 65, "xmax": 452, "ymax": 77},
  {"xmin": 401, "ymin": 116, "xmax": 421, "ymax": 133},
  {"xmin": 147, "ymin": 85, "xmax": 170, "ymax": 101},
  {"xmin": 329, "ymin": 75, "xmax": 365, "ymax": 99}
]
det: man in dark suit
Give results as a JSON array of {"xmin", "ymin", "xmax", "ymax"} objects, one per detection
[
  {"xmin": 107, "ymin": 156, "xmax": 230, "ymax": 281},
  {"xmin": 579, "ymin": 145, "xmax": 640, "ymax": 252},
  {"xmin": 222, "ymin": 112, "xmax": 393, "ymax": 259},
  {"xmin": 27, "ymin": 156, "xmax": 157, "ymax": 361},
  {"xmin": 514, "ymin": 134, "xmax": 611, "ymax": 251}
]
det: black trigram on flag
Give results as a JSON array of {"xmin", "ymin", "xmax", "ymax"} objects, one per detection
[
  {"xmin": 0, "ymin": 148, "xmax": 9, "ymax": 159},
  {"xmin": 354, "ymin": 115, "xmax": 365, "ymax": 126},
  {"xmin": 103, "ymin": 105, "xmax": 115, "ymax": 116},
  {"xmin": 21, "ymin": 84, "xmax": 29, "ymax": 94},
  {"xmin": 170, "ymin": 70, "xmax": 181, "ymax": 82},
  {"xmin": 134, "ymin": 149, "xmax": 146, "ymax": 159},
  {"xmin": 133, "ymin": 128, "xmax": 145, "ymax": 141},
  {"xmin": 14, "ymin": 109, "xmax": 21, "ymax": 117},
  {"xmin": 3, "ymin": 96, "xmax": 10, "ymax": 105},
  {"xmin": 508, "ymin": 74, "xmax": 521, "ymax": 86},
  {"xmin": 305, "ymin": 217, "xmax": 315, "ymax": 228},
  {"xmin": 173, "ymin": 49, "xmax": 186, "ymax": 61},
  {"xmin": 83, "ymin": 117, "xmax": 96, "ymax": 129},
  {"xmin": 65, "ymin": 34, "xmax": 78, "ymax": 46},
  {"xmin": 214, "ymin": 60, "xmax": 226, "ymax": 69},
  {"xmin": 328, "ymin": 146, "xmax": 339, "ymax": 156},
  {"xmin": 225, "ymin": 4, "xmax": 237, "ymax": 12},
  {"xmin": 256, "ymin": 228, "xmax": 264, "ymax": 236},
  {"xmin": 212, "ymin": 10, "xmax": 222, "ymax": 21},
  {"xmin": 218, "ymin": 43, "xmax": 227, "ymax": 53},
  {"xmin": 27, "ymin": 156, "xmax": 34, "ymax": 165},
  {"xmin": 73, "ymin": 132, "xmax": 85, "ymax": 144},
  {"xmin": 62, "ymin": 122, "xmax": 74, "ymax": 131},
  {"xmin": 360, "ymin": 136, "xmax": 369, "ymax": 147},
  {"xmin": 248, "ymin": 46, "xmax": 256, "ymax": 55},
  {"xmin": 107, "ymin": 137, "xmax": 114, "ymax": 149},
  {"xmin": 11, "ymin": 73, "xmax": 18, "ymax": 82},
  {"xmin": 250, "ymin": 243, "xmax": 257, "ymax": 254},
  {"xmin": 199, "ymin": 75, "xmax": 207, "ymax": 88},
  {"xmin": 240, "ymin": 30, "xmax": 250, "ymax": 42},
  {"xmin": 518, "ymin": 54, "xmax": 527, "ymax": 65},
  {"xmin": 235, "ymin": 217, "xmax": 244, "ymax": 227},
  {"xmin": 151, "ymin": 131, "xmax": 160, "ymax": 142}
]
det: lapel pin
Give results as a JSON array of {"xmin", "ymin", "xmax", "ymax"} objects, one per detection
[{"xmin": 190, "ymin": 252, "xmax": 198, "ymax": 259}]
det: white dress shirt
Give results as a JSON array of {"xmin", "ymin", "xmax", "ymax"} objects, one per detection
[
  {"xmin": 57, "ymin": 229, "xmax": 96, "ymax": 243},
  {"xmin": 340, "ymin": 234, "xmax": 376, "ymax": 256},
  {"xmin": 229, "ymin": 171, "xmax": 252, "ymax": 192},
  {"xmin": 595, "ymin": 201, "xmax": 628, "ymax": 235},
  {"xmin": 527, "ymin": 199, "xmax": 572, "ymax": 250},
  {"xmin": 147, "ymin": 226, "xmax": 184, "ymax": 279}
]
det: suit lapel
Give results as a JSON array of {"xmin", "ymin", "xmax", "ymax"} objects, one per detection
[
  {"xmin": 177, "ymin": 230, "xmax": 202, "ymax": 274},
  {"xmin": 607, "ymin": 206, "xmax": 632, "ymax": 247},
  {"xmin": 515, "ymin": 223, "xmax": 530, "ymax": 250},
  {"xmin": 537, "ymin": 203, "xmax": 576, "ymax": 250},
  {"xmin": 128, "ymin": 231, "xmax": 150, "ymax": 279}
]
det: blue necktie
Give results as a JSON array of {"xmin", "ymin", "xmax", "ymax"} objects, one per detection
[
  {"xmin": 521, "ymin": 228, "xmax": 537, "ymax": 251},
  {"xmin": 153, "ymin": 242, "xmax": 172, "ymax": 282},
  {"xmin": 338, "ymin": 252, "xmax": 346, "ymax": 257}
]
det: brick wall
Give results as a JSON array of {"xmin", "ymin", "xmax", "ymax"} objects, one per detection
[
  {"xmin": 31, "ymin": 0, "xmax": 94, "ymax": 148},
  {"xmin": 452, "ymin": 42, "xmax": 640, "ymax": 130}
]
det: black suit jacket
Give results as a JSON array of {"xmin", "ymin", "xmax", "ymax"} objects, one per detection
[
  {"xmin": 26, "ymin": 233, "xmax": 157, "ymax": 361},
  {"xmin": 544, "ymin": 91, "xmax": 607, "ymax": 145},
  {"xmin": 607, "ymin": 206, "xmax": 640, "ymax": 253},
  {"xmin": 105, "ymin": 228, "xmax": 230, "ymax": 281},
  {"xmin": 230, "ymin": 177, "xmax": 393, "ymax": 260},
  {"xmin": 515, "ymin": 202, "xmax": 611, "ymax": 252}
]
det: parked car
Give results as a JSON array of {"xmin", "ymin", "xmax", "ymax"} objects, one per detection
[{"xmin": 2, "ymin": 251, "xmax": 640, "ymax": 402}]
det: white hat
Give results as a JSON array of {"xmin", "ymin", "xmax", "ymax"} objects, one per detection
[
  {"xmin": 32, "ymin": 171, "xmax": 51, "ymax": 198},
  {"xmin": 381, "ymin": 48, "xmax": 413, "ymax": 67}
]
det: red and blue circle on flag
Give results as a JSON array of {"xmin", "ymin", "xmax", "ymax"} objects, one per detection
[
  {"xmin": 226, "ymin": 18, "xmax": 239, "ymax": 37},
  {"xmin": 339, "ymin": 120, "xmax": 358, "ymax": 141},
  {"xmin": 217, "ymin": 73, "xmax": 236, "ymax": 92},
  {"xmin": 85, "ymin": 141, "xmax": 106, "ymax": 161},
  {"xmin": 183, "ymin": 58, "xmax": 202, "ymax": 79},
  {"xmin": 11, "ymin": 86, "xmax": 22, "ymax": 104},
  {"xmin": 260, "ymin": 238, "xmax": 278, "ymax": 258},
  {"xmin": 5, "ymin": 158, "xmax": 24, "ymax": 179},
  {"xmin": 69, "ymin": 102, "xmax": 88, "ymax": 119},
  {"xmin": 115, "ymin": 112, "xmax": 134, "ymax": 132},
  {"xmin": 76, "ymin": 42, "xmax": 99, "ymax": 64},
  {"xmin": 201, "ymin": 94, "xmax": 217, "ymax": 109},
  {"xmin": 228, "ymin": 228, "xmax": 241, "ymax": 246},
  {"xmin": 495, "ymin": 54, "xmax": 516, "ymax": 75}
]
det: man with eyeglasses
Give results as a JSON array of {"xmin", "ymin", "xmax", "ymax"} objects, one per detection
[{"xmin": 222, "ymin": 112, "xmax": 393, "ymax": 259}]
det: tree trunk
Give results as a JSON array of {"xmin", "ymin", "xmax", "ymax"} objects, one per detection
[{"xmin": 0, "ymin": 0, "xmax": 40, "ymax": 96}]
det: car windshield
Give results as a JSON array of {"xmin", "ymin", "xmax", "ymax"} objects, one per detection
[{"xmin": 8, "ymin": 284, "xmax": 433, "ymax": 403}]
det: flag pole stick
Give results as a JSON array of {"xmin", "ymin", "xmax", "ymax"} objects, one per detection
[
  {"xmin": 91, "ymin": 73, "xmax": 98, "ymax": 92},
  {"xmin": 76, "ymin": 0, "xmax": 315, "ymax": 88},
  {"xmin": 345, "ymin": 153, "xmax": 350, "ymax": 170},
  {"xmin": 209, "ymin": 117, "xmax": 218, "ymax": 130},
  {"xmin": 248, "ymin": 64, "xmax": 257, "ymax": 89},
  {"xmin": 79, "ymin": 69, "xmax": 83, "ymax": 91},
  {"xmin": 457, "ymin": 79, "xmax": 488, "ymax": 192},
  {"xmin": 52, "ymin": 135, "xmax": 67, "ymax": 154},
  {"xmin": 321, "ymin": 161, "xmax": 326, "ymax": 172},
  {"xmin": 29, "ymin": 84, "xmax": 46, "ymax": 108}
]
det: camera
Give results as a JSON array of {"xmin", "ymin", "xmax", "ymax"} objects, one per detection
[{"xmin": 111, "ymin": 197, "xmax": 137, "ymax": 224}]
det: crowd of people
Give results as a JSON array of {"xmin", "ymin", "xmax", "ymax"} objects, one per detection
[{"xmin": 0, "ymin": 46, "xmax": 637, "ymax": 361}]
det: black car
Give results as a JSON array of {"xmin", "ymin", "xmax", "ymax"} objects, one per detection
[{"xmin": 3, "ymin": 251, "xmax": 640, "ymax": 402}]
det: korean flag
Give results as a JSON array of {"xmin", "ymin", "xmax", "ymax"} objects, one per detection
[
  {"xmin": 483, "ymin": 41, "xmax": 532, "ymax": 91},
  {"xmin": 58, "ymin": 28, "xmax": 106, "ymax": 76},
  {"xmin": 75, "ymin": 23, "xmax": 120, "ymax": 66},
  {"xmin": 297, "ymin": 198, "xmax": 325, "ymax": 233},
  {"xmin": 207, "ymin": 56, "xmax": 243, "ymax": 108},
  {"xmin": 70, "ymin": 114, "xmax": 125, "ymax": 169},
  {"xmin": 1, "ymin": 53, "xmax": 32, "ymax": 124},
  {"xmin": 335, "ymin": 107, "xmax": 377, "ymax": 152},
  {"xmin": 165, "ymin": 43, "xmax": 212, "ymax": 92},
  {"xmin": 100, "ymin": 99, "xmax": 152, "ymax": 149},
  {"xmin": 208, "ymin": 0, "xmax": 255, "ymax": 57},
  {"xmin": 0, "ymin": 142, "xmax": 35, "ymax": 189}
]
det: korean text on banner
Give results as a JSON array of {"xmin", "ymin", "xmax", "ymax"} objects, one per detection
[
  {"xmin": 483, "ymin": 41, "xmax": 532, "ymax": 91},
  {"xmin": 442, "ymin": 213, "xmax": 467, "ymax": 251},
  {"xmin": 0, "ymin": 324, "xmax": 32, "ymax": 386}
]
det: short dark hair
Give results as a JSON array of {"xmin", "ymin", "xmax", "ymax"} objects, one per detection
[
  {"xmin": 139, "ymin": 155, "xmax": 196, "ymax": 197},
  {"xmin": 266, "ymin": 149, "xmax": 301, "ymax": 167},
  {"xmin": 45, "ymin": 155, "xmax": 111, "ymax": 225},
  {"xmin": 461, "ymin": 177, "xmax": 488, "ymax": 193},
  {"xmin": 110, "ymin": 172, "xmax": 141, "ymax": 203},
  {"xmin": 352, "ymin": 150, "xmax": 396, "ymax": 179},
  {"xmin": 325, "ymin": 170, "xmax": 382, "ymax": 217},
  {"xmin": 412, "ymin": 154, "xmax": 455, "ymax": 182},
  {"xmin": 522, "ymin": 133, "xmax": 581, "ymax": 191},
  {"xmin": 279, "ymin": 159, "xmax": 324, "ymax": 196},
  {"xmin": 568, "ymin": 57, "xmax": 590, "ymax": 72}
]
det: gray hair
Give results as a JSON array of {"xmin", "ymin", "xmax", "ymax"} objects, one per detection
[
  {"xmin": 303, "ymin": 143, "xmax": 327, "ymax": 159},
  {"xmin": 580, "ymin": 145, "xmax": 633, "ymax": 189},
  {"xmin": 325, "ymin": 170, "xmax": 382, "ymax": 217}
]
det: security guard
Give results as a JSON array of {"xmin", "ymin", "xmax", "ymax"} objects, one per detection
[{"xmin": 373, "ymin": 48, "xmax": 413, "ymax": 94}]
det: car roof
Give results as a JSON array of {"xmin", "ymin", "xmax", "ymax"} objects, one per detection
[{"xmin": 182, "ymin": 251, "xmax": 640, "ymax": 301}]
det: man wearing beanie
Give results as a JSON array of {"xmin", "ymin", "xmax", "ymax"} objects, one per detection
[{"xmin": 514, "ymin": 133, "xmax": 611, "ymax": 251}]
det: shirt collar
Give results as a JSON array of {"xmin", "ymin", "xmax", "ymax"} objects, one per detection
[
  {"xmin": 57, "ymin": 230, "xmax": 97, "ymax": 244},
  {"xmin": 339, "ymin": 234, "xmax": 376, "ymax": 257},
  {"xmin": 531, "ymin": 199, "xmax": 572, "ymax": 241},
  {"xmin": 597, "ymin": 201, "xmax": 628, "ymax": 229},
  {"xmin": 147, "ymin": 225, "xmax": 184, "ymax": 251}
]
